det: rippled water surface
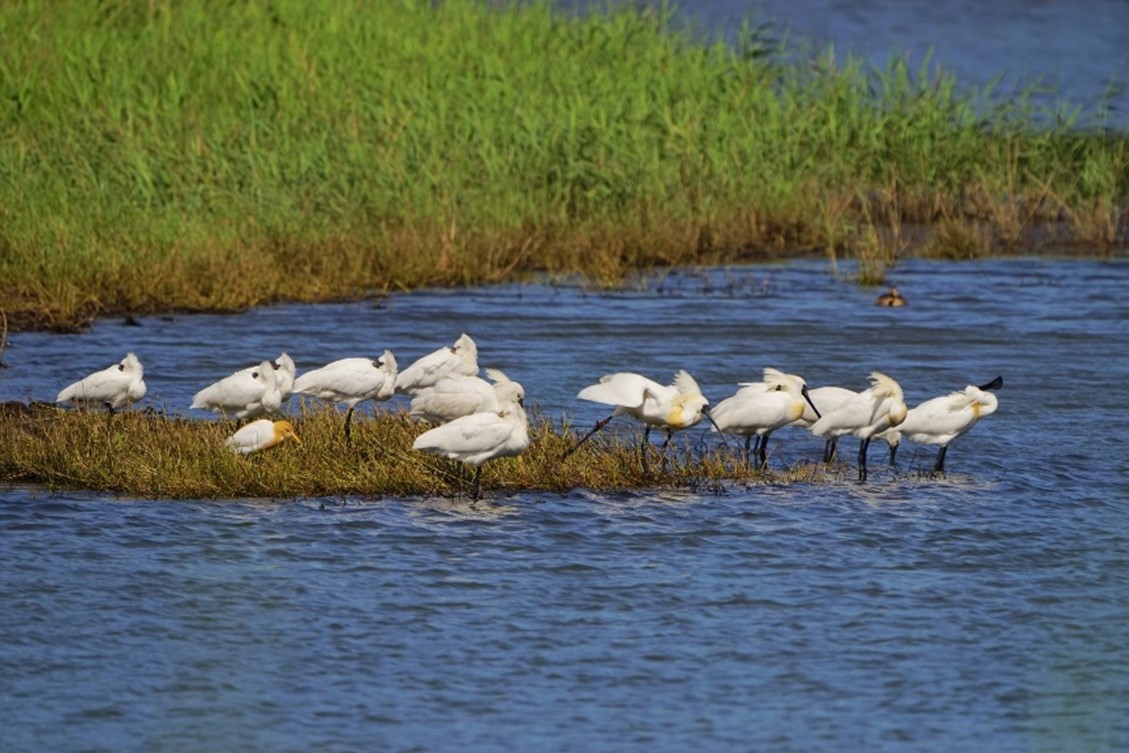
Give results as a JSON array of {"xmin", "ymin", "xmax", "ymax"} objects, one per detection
[{"xmin": 3, "ymin": 257, "xmax": 1129, "ymax": 752}]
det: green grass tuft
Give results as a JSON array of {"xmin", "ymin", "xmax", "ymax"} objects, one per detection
[{"xmin": 2, "ymin": 1, "xmax": 1126, "ymax": 330}]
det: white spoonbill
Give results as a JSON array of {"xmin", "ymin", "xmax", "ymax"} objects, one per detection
[
  {"xmin": 394, "ymin": 333, "xmax": 479, "ymax": 395},
  {"xmin": 191, "ymin": 360, "xmax": 282, "ymax": 421},
  {"xmin": 711, "ymin": 368, "xmax": 821, "ymax": 469},
  {"xmin": 810, "ymin": 371, "xmax": 907, "ymax": 481},
  {"xmin": 56, "ymin": 352, "xmax": 147, "ymax": 413},
  {"xmin": 225, "ymin": 419, "xmax": 302, "ymax": 455},
  {"xmin": 881, "ymin": 376, "xmax": 1002, "ymax": 473},
  {"xmin": 231, "ymin": 353, "xmax": 296, "ymax": 403},
  {"xmin": 411, "ymin": 394, "xmax": 529, "ymax": 500},
  {"xmin": 410, "ymin": 368, "xmax": 524, "ymax": 425},
  {"xmin": 792, "ymin": 385, "xmax": 861, "ymax": 462},
  {"xmin": 292, "ymin": 350, "xmax": 398, "ymax": 442},
  {"xmin": 567, "ymin": 370, "xmax": 714, "ymax": 472}
]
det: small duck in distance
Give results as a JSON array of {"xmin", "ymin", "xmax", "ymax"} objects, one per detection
[{"xmin": 876, "ymin": 287, "xmax": 907, "ymax": 307}]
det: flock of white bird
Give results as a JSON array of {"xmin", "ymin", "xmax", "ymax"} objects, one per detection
[{"xmin": 51, "ymin": 332, "xmax": 1002, "ymax": 495}]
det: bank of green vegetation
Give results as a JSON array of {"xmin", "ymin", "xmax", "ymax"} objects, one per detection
[
  {"xmin": 0, "ymin": 406, "xmax": 835, "ymax": 499},
  {"xmin": 2, "ymin": 0, "xmax": 1126, "ymax": 331}
]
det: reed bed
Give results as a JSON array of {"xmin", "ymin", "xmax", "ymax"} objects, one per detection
[
  {"xmin": 2, "ymin": 0, "xmax": 1127, "ymax": 331},
  {"xmin": 0, "ymin": 405, "xmax": 835, "ymax": 499}
]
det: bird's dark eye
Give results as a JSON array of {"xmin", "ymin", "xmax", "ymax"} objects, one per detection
[
  {"xmin": 118, "ymin": 364, "xmax": 125, "ymax": 371},
  {"xmin": 373, "ymin": 360, "xmax": 382, "ymax": 367},
  {"xmin": 272, "ymin": 362, "xmax": 281, "ymax": 370},
  {"xmin": 252, "ymin": 371, "xmax": 259, "ymax": 379}
]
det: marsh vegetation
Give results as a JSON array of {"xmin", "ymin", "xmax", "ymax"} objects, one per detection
[
  {"xmin": 2, "ymin": 0, "xmax": 1126, "ymax": 331},
  {"xmin": 0, "ymin": 406, "xmax": 838, "ymax": 499}
]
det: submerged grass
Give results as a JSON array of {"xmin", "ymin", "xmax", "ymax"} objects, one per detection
[
  {"xmin": 2, "ymin": 0, "xmax": 1127, "ymax": 330},
  {"xmin": 0, "ymin": 405, "xmax": 834, "ymax": 499}
]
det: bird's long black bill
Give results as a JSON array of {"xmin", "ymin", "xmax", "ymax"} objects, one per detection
[
  {"xmin": 801, "ymin": 386, "xmax": 822, "ymax": 420},
  {"xmin": 701, "ymin": 407, "xmax": 735, "ymax": 453},
  {"xmin": 978, "ymin": 376, "xmax": 1004, "ymax": 391},
  {"xmin": 560, "ymin": 415, "xmax": 614, "ymax": 460}
]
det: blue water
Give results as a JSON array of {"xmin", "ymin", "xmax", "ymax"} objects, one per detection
[
  {"xmin": 653, "ymin": 0, "xmax": 1129, "ymax": 126},
  {"xmin": 3, "ymin": 257, "xmax": 1129, "ymax": 752}
]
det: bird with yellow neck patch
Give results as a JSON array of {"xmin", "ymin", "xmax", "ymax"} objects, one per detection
[
  {"xmin": 567, "ymin": 370, "xmax": 716, "ymax": 472},
  {"xmin": 225, "ymin": 419, "xmax": 301, "ymax": 455},
  {"xmin": 878, "ymin": 376, "xmax": 1002, "ymax": 474},
  {"xmin": 711, "ymin": 368, "xmax": 821, "ymax": 469},
  {"xmin": 810, "ymin": 371, "xmax": 907, "ymax": 481}
]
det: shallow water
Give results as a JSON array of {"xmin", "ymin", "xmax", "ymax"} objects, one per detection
[{"xmin": 3, "ymin": 257, "xmax": 1129, "ymax": 752}]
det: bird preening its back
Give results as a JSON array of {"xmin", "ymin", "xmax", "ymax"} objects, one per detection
[
  {"xmin": 56, "ymin": 352, "xmax": 147, "ymax": 413},
  {"xmin": 880, "ymin": 376, "xmax": 1002, "ymax": 473},
  {"xmin": 410, "ymin": 368, "xmax": 524, "ymax": 425},
  {"xmin": 394, "ymin": 333, "xmax": 479, "ymax": 395},
  {"xmin": 576, "ymin": 370, "xmax": 710, "ymax": 431},
  {"xmin": 568, "ymin": 369, "xmax": 714, "ymax": 472},
  {"xmin": 191, "ymin": 359, "xmax": 282, "ymax": 421}
]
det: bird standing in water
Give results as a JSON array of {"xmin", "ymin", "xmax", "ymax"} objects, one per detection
[
  {"xmin": 711, "ymin": 368, "xmax": 822, "ymax": 469},
  {"xmin": 880, "ymin": 376, "xmax": 1002, "ymax": 474},
  {"xmin": 810, "ymin": 371, "xmax": 907, "ymax": 481}
]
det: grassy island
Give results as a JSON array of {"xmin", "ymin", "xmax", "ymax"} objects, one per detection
[
  {"xmin": 0, "ymin": 406, "xmax": 839, "ymax": 499},
  {"xmin": 2, "ymin": 0, "xmax": 1127, "ymax": 331}
]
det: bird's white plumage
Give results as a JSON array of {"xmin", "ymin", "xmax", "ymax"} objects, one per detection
[
  {"xmin": 191, "ymin": 360, "xmax": 282, "ymax": 420},
  {"xmin": 225, "ymin": 419, "xmax": 301, "ymax": 454},
  {"xmin": 577, "ymin": 370, "xmax": 709, "ymax": 430},
  {"xmin": 810, "ymin": 371, "xmax": 907, "ymax": 440},
  {"xmin": 56, "ymin": 352, "xmax": 147, "ymax": 411},
  {"xmin": 293, "ymin": 351, "xmax": 398, "ymax": 409},
  {"xmin": 394, "ymin": 333, "xmax": 479, "ymax": 395},
  {"xmin": 882, "ymin": 383, "xmax": 999, "ymax": 449},
  {"xmin": 410, "ymin": 368, "xmax": 524, "ymax": 425},
  {"xmin": 712, "ymin": 368, "xmax": 814, "ymax": 439},
  {"xmin": 794, "ymin": 385, "xmax": 859, "ymax": 428},
  {"xmin": 412, "ymin": 396, "xmax": 529, "ymax": 467},
  {"xmin": 231, "ymin": 353, "xmax": 296, "ymax": 402}
]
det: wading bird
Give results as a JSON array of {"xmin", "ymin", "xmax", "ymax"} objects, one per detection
[
  {"xmin": 191, "ymin": 360, "xmax": 282, "ymax": 421},
  {"xmin": 225, "ymin": 419, "xmax": 301, "ymax": 455},
  {"xmin": 411, "ymin": 394, "xmax": 529, "ymax": 500},
  {"xmin": 55, "ymin": 352, "xmax": 147, "ymax": 414},
  {"xmin": 232, "ymin": 353, "xmax": 296, "ymax": 403},
  {"xmin": 292, "ymin": 350, "xmax": 398, "ymax": 442},
  {"xmin": 792, "ymin": 385, "xmax": 861, "ymax": 462},
  {"xmin": 394, "ymin": 333, "xmax": 479, "ymax": 395},
  {"xmin": 810, "ymin": 371, "xmax": 907, "ymax": 481},
  {"xmin": 567, "ymin": 370, "xmax": 714, "ymax": 473},
  {"xmin": 711, "ymin": 368, "xmax": 821, "ymax": 469},
  {"xmin": 410, "ymin": 369, "xmax": 524, "ymax": 425},
  {"xmin": 880, "ymin": 376, "xmax": 1002, "ymax": 474}
]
